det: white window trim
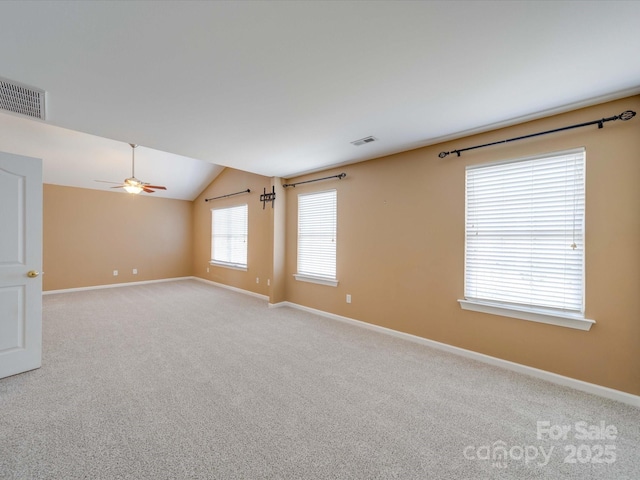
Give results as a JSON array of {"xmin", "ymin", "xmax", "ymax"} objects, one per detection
[
  {"xmin": 458, "ymin": 299, "xmax": 595, "ymax": 331},
  {"xmin": 461, "ymin": 148, "xmax": 590, "ymax": 331},
  {"xmin": 210, "ymin": 204, "xmax": 248, "ymax": 269},
  {"xmin": 296, "ymin": 189, "xmax": 338, "ymax": 284},
  {"xmin": 293, "ymin": 273, "xmax": 338, "ymax": 287},
  {"xmin": 209, "ymin": 260, "xmax": 248, "ymax": 272}
]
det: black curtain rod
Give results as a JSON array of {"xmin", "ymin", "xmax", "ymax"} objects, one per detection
[
  {"xmin": 204, "ymin": 189, "xmax": 250, "ymax": 202},
  {"xmin": 283, "ymin": 173, "xmax": 346, "ymax": 188},
  {"xmin": 438, "ymin": 110, "xmax": 636, "ymax": 158}
]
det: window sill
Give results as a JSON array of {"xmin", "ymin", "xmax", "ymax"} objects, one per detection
[
  {"xmin": 294, "ymin": 274, "xmax": 338, "ymax": 287},
  {"xmin": 209, "ymin": 261, "xmax": 247, "ymax": 272},
  {"xmin": 458, "ymin": 299, "xmax": 595, "ymax": 331}
]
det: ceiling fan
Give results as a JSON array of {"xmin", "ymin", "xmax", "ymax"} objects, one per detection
[{"xmin": 95, "ymin": 143, "xmax": 167, "ymax": 194}]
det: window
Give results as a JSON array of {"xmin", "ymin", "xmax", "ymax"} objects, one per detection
[
  {"xmin": 295, "ymin": 189, "xmax": 338, "ymax": 286},
  {"xmin": 211, "ymin": 204, "xmax": 248, "ymax": 269},
  {"xmin": 459, "ymin": 148, "xmax": 594, "ymax": 330}
]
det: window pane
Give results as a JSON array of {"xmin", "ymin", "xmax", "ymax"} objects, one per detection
[
  {"xmin": 465, "ymin": 149, "xmax": 585, "ymax": 313},
  {"xmin": 211, "ymin": 204, "xmax": 248, "ymax": 267},
  {"xmin": 298, "ymin": 190, "xmax": 337, "ymax": 279}
]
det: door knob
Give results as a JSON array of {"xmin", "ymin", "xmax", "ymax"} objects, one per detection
[{"xmin": 27, "ymin": 270, "xmax": 40, "ymax": 278}]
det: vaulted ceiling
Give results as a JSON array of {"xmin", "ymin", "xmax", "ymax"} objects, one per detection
[{"xmin": 1, "ymin": 1, "xmax": 639, "ymax": 200}]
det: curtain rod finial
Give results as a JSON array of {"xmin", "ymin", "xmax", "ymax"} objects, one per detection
[{"xmin": 620, "ymin": 110, "xmax": 636, "ymax": 121}]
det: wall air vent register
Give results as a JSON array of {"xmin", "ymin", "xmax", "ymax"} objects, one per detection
[
  {"xmin": 351, "ymin": 136, "xmax": 377, "ymax": 146},
  {"xmin": 0, "ymin": 77, "xmax": 46, "ymax": 120}
]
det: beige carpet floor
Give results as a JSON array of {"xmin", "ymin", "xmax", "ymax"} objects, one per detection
[{"xmin": 1, "ymin": 279, "xmax": 638, "ymax": 479}]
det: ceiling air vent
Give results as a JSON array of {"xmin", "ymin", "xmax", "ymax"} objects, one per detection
[
  {"xmin": 351, "ymin": 136, "xmax": 377, "ymax": 146},
  {"xmin": 0, "ymin": 77, "xmax": 46, "ymax": 120}
]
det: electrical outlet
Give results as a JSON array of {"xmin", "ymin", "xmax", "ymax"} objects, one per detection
[
  {"xmin": 256, "ymin": 277, "xmax": 260, "ymax": 284},
  {"xmin": 206, "ymin": 267, "xmax": 210, "ymax": 273},
  {"xmin": 133, "ymin": 268, "xmax": 138, "ymax": 275},
  {"xmin": 346, "ymin": 294, "xmax": 351, "ymax": 304},
  {"xmin": 113, "ymin": 270, "xmax": 118, "ymax": 276},
  {"xmin": 267, "ymin": 279, "xmax": 270, "ymax": 286}
]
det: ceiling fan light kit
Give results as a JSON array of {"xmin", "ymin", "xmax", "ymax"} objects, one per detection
[
  {"xmin": 95, "ymin": 143, "xmax": 167, "ymax": 195},
  {"xmin": 123, "ymin": 182, "xmax": 143, "ymax": 195}
]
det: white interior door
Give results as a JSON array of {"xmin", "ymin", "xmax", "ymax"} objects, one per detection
[{"xmin": 0, "ymin": 151, "xmax": 43, "ymax": 379}]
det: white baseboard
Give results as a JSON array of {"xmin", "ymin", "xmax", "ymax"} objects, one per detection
[
  {"xmin": 43, "ymin": 277, "xmax": 194, "ymax": 295},
  {"xmin": 270, "ymin": 301, "xmax": 640, "ymax": 408},
  {"xmin": 44, "ymin": 276, "xmax": 270, "ymax": 302},
  {"xmin": 192, "ymin": 276, "xmax": 269, "ymax": 301}
]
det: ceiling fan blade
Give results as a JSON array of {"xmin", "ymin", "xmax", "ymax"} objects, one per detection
[
  {"xmin": 110, "ymin": 185, "xmax": 125, "ymax": 189},
  {"xmin": 142, "ymin": 187, "xmax": 156, "ymax": 193},
  {"xmin": 95, "ymin": 180, "xmax": 123, "ymax": 185},
  {"xmin": 143, "ymin": 185, "xmax": 167, "ymax": 190}
]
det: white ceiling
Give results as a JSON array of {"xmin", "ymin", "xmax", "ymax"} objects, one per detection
[
  {"xmin": 0, "ymin": 112, "xmax": 223, "ymax": 200},
  {"xmin": 1, "ymin": 1, "xmax": 639, "ymax": 200}
]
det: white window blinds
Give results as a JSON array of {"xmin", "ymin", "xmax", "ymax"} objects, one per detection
[
  {"xmin": 465, "ymin": 149, "xmax": 585, "ymax": 314},
  {"xmin": 297, "ymin": 190, "xmax": 337, "ymax": 279},
  {"xmin": 211, "ymin": 204, "xmax": 248, "ymax": 268}
]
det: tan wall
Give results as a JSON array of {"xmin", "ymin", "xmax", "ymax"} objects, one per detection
[
  {"xmin": 269, "ymin": 178, "xmax": 287, "ymax": 304},
  {"xmin": 283, "ymin": 96, "xmax": 640, "ymax": 395},
  {"xmin": 192, "ymin": 168, "xmax": 273, "ymax": 296},
  {"xmin": 43, "ymin": 184, "xmax": 193, "ymax": 290}
]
